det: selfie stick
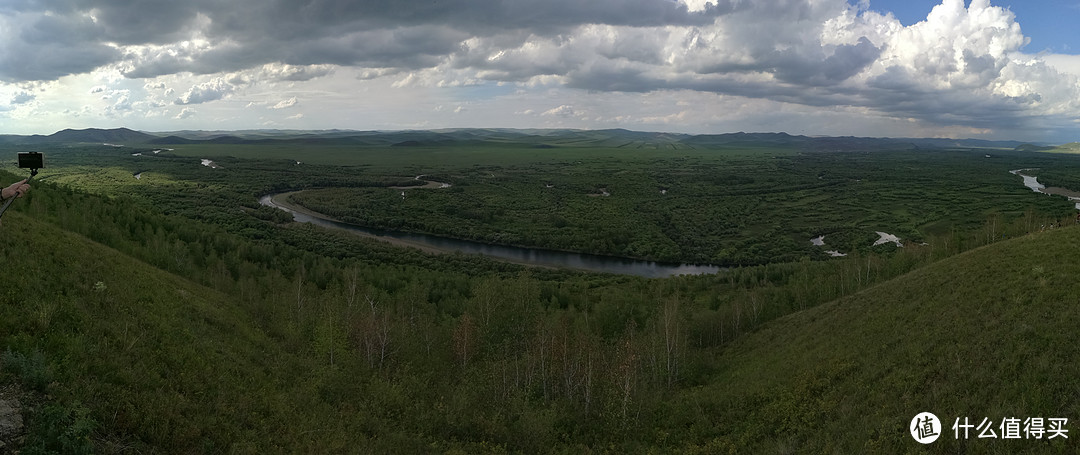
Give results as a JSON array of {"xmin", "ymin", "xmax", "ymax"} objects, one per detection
[{"xmin": 0, "ymin": 168, "xmax": 37, "ymax": 219}]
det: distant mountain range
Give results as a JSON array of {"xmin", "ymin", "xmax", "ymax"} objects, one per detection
[
  {"xmin": 0, "ymin": 127, "xmax": 1059, "ymax": 151},
  {"xmin": 0, "ymin": 127, "xmax": 157, "ymax": 145}
]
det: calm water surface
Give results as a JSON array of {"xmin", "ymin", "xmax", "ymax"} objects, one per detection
[{"xmin": 259, "ymin": 194, "xmax": 721, "ymax": 278}]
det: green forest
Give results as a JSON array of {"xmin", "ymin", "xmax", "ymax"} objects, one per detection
[
  {"xmin": 285, "ymin": 148, "xmax": 1073, "ymax": 265},
  {"xmin": 1, "ymin": 134, "xmax": 1079, "ymax": 453}
]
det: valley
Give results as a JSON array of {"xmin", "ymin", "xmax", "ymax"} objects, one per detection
[{"xmin": 0, "ymin": 128, "xmax": 1077, "ymax": 452}]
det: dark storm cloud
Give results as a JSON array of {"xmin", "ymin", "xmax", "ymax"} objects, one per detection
[
  {"xmin": 565, "ymin": 62, "xmax": 667, "ymax": 93},
  {"xmin": 273, "ymin": 26, "xmax": 470, "ymax": 69},
  {"xmin": 0, "ymin": 0, "xmax": 204, "ymax": 81},
  {"xmin": 561, "ymin": 51, "xmax": 1051, "ymax": 134},
  {"xmin": 858, "ymin": 71, "xmax": 1040, "ymax": 130},
  {"xmin": 220, "ymin": 0, "xmax": 735, "ymax": 34},
  {"xmin": 122, "ymin": 25, "xmax": 470, "ymax": 79},
  {"xmin": 29, "ymin": 0, "xmax": 204, "ymax": 45},
  {"xmin": 0, "ymin": 40, "xmax": 120, "ymax": 82},
  {"xmin": 794, "ymin": 37, "xmax": 881, "ymax": 86},
  {"xmin": 0, "ymin": 6, "xmax": 122, "ymax": 82},
  {"xmin": 118, "ymin": 53, "xmax": 190, "ymax": 80},
  {"xmin": 690, "ymin": 37, "xmax": 881, "ymax": 87},
  {"xmin": 2, "ymin": 0, "xmax": 736, "ymax": 82}
]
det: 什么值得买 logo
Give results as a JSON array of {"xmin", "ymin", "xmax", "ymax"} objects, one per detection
[
  {"xmin": 910, "ymin": 412, "xmax": 1068, "ymax": 443},
  {"xmin": 910, "ymin": 412, "xmax": 942, "ymax": 444}
]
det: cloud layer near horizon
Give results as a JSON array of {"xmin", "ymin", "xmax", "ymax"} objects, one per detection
[{"xmin": 1, "ymin": 0, "xmax": 1078, "ymax": 141}]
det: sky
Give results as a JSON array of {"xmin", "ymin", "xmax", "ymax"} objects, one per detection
[{"xmin": 1, "ymin": 0, "xmax": 1078, "ymax": 143}]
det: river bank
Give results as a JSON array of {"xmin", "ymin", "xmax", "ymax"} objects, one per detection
[
  {"xmin": 1012, "ymin": 169, "xmax": 1080, "ymax": 209},
  {"xmin": 265, "ymin": 192, "xmax": 447, "ymax": 255},
  {"xmin": 259, "ymin": 191, "xmax": 722, "ymax": 278}
]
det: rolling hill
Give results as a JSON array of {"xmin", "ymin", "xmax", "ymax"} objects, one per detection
[
  {"xmin": 0, "ymin": 212, "xmax": 353, "ymax": 452},
  {"xmin": 0, "ymin": 128, "xmax": 157, "ymax": 145},
  {"xmin": 1048, "ymin": 142, "xmax": 1080, "ymax": 154},
  {"xmin": 44, "ymin": 128, "xmax": 157, "ymax": 144},
  {"xmin": 673, "ymin": 224, "xmax": 1080, "ymax": 452}
]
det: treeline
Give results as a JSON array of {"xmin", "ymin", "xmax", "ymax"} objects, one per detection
[{"xmin": 2, "ymin": 170, "xmax": 1070, "ymax": 451}]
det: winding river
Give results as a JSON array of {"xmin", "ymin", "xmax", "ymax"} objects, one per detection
[
  {"xmin": 258, "ymin": 193, "xmax": 722, "ymax": 278},
  {"xmin": 1011, "ymin": 169, "xmax": 1080, "ymax": 209}
]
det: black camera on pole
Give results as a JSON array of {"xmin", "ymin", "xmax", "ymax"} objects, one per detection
[
  {"xmin": 18, "ymin": 152, "xmax": 43, "ymax": 171},
  {"xmin": 0, "ymin": 152, "xmax": 44, "ymax": 219}
]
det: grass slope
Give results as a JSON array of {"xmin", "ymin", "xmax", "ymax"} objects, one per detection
[
  {"xmin": 675, "ymin": 225, "xmax": 1080, "ymax": 453},
  {"xmin": 0, "ymin": 212, "xmax": 355, "ymax": 453},
  {"xmin": 1049, "ymin": 143, "xmax": 1080, "ymax": 154}
]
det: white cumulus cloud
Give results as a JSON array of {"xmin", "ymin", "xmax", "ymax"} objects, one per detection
[
  {"xmin": 270, "ymin": 97, "xmax": 298, "ymax": 109},
  {"xmin": 174, "ymin": 78, "xmax": 234, "ymax": 105},
  {"xmin": 542, "ymin": 105, "xmax": 577, "ymax": 117}
]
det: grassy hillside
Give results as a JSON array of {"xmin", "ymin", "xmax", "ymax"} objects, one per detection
[
  {"xmin": 0, "ymin": 212, "xmax": 363, "ymax": 452},
  {"xmin": 1050, "ymin": 143, "xmax": 1080, "ymax": 154},
  {"xmin": 669, "ymin": 225, "xmax": 1080, "ymax": 453}
]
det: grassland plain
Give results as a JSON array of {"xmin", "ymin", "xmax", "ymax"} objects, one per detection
[{"xmin": 673, "ymin": 224, "xmax": 1080, "ymax": 453}]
